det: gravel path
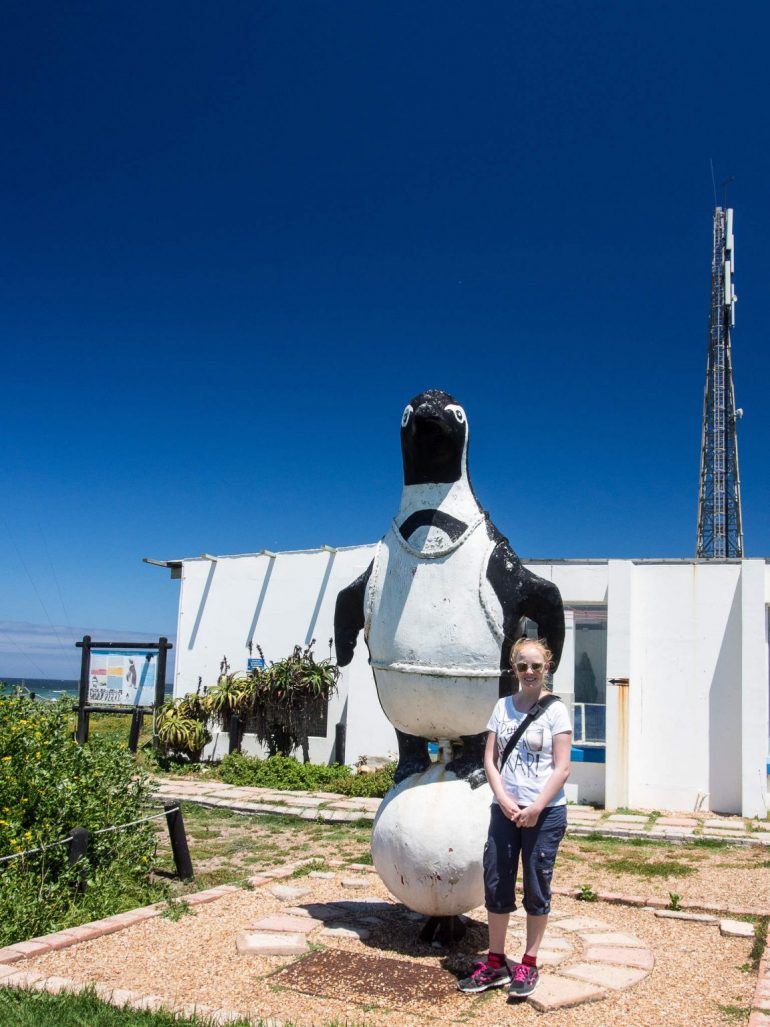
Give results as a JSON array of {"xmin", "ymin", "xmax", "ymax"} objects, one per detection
[{"xmin": 25, "ymin": 871, "xmax": 756, "ymax": 1026}]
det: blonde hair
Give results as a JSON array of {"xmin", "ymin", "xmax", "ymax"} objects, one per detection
[{"xmin": 510, "ymin": 637, "xmax": 553, "ymax": 688}]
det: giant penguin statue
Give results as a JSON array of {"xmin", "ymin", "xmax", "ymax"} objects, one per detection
[{"xmin": 335, "ymin": 389, "xmax": 565, "ymax": 786}]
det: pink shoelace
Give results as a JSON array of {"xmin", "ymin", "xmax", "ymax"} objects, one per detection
[{"xmin": 512, "ymin": 963, "xmax": 535, "ymax": 982}]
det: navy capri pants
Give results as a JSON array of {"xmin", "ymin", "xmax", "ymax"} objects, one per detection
[{"xmin": 483, "ymin": 803, "xmax": 567, "ymax": 916}]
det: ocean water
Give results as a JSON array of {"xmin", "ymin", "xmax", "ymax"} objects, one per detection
[{"xmin": 1, "ymin": 679, "xmax": 173, "ymax": 702}]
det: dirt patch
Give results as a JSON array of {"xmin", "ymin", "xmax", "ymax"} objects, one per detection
[{"xmin": 273, "ymin": 949, "xmax": 458, "ymax": 1010}]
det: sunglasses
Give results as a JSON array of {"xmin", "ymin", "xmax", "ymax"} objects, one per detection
[{"xmin": 515, "ymin": 661, "xmax": 545, "ymax": 673}]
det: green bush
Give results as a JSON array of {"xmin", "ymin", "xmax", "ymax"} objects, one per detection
[
  {"xmin": 0, "ymin": 689, "xmax": 161, "ymax": 945},
  {"xmin": 217, "ymin": 753, "xmax": 395, "ymax": 797}
]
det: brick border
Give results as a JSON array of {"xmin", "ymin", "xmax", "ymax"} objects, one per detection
[
  {"xmin": 749, "ymin": 929, "xmax": 770, "ymax": 1027},
  {"xmin": 550, "ymin": 885, "xmax": 770, "ymax": 920},
  {"xmin": 0, "ymin": 859, "xmax": 326, "ymax": 1024}
]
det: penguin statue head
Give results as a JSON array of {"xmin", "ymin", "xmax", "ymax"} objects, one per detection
[{"xmin": 400, "ymin": 389, "xmax": 469, "ymax": 486}]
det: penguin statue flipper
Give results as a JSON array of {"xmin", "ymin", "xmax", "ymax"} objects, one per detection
[
  {"xmin": 334, "ymin": 561, "xmax": 372, "ymax": 667},
  {"xmin": 447, "ymin": 537, "xmax": 566, "ymax": 788},
  {"xmin": 485, "ymin": 537, "xmax": 566, "ymax": 692}
]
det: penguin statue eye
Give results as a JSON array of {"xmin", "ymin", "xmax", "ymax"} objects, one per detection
[
  {"xmin": 401, "ymin": 405, "xmax": 413, "ymax": 427},
  {"xmin": 446, "ymin": 404, "xmax": 466, "ymax": 425}
]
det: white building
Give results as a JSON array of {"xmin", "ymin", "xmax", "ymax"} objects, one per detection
[{"xmin": 147, "ymin": 548, "xmax": 770, "ymax": 818}]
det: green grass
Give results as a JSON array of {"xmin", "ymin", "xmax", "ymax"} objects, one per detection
[
  {"xmin": 749, "ymin": 917, "xmax": 769, "ymax": 971},
  {"xmin": 716, "ymin": 1004, "xmax": 750, "ymax": 1023},
  {"xmin": 0, "ymin": 987, "xmax": 373, "ymax": 1026},
  {"xmin": 0, "ymin": 988, "xmax": 247, "ymax": 1026},
  {"xmin": 603, "ymin": 857, "xmax": 696, "ymax": 879}
]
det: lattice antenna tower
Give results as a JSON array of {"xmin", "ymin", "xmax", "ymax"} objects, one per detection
[{"xmin": 696, "ymin": 205, "xmax": 744, "ymax": 558}]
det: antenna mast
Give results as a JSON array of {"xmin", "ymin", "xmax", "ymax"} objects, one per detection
[{"xmin": 696, "ymin": 205, "xmax": 744, "ymax": 559}]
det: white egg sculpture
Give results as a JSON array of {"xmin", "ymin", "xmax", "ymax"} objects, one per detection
[{"xmin": 371, "ymin": 762, "xmax": 493, "ymax": 916}]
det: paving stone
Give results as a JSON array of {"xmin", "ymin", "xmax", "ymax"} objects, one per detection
[
  {"xmin": 348, "ymin": 863, "xmax": 377, "ymax": 872},
  {"xmin": 208, "ymin": 1009, "xmax": 251, "ymax": 1025},
  {"xmin": 650, "ymin": 826, "xmax": 695, "ymax": 836},
  {"xmin": 269, "ymin": 884, "xmax": 311, "ymax": 901},
  {"xmin": 579, "ymin": 931, "xmax": 644, "ymax": 947},
  {"xmin": 582, "ymin": 945, "xmax": 654, "ymax": 970},
  {"xmin": 35, "ymin": 975, "xmax": 78, "ymax": 995},
  {"xmin": 127, "ymin": 994, "xmax": 168, "ymax": 1012},
  {"xmin": 751, "ymin": 821, "xmax": 770, "ymax": 831},
  {"xmin": 654, "ymin": 910, "xmax": 719, "ymax": 924},
  {"xmin": 720, "ymin": 919, "xmax": 755, "ymax": 938},
  {"xmin": 248, "ymin": 914, "xmax": 322, "ymax": 934},
  {"xmin": 704, "ymin": 819, "xmax": 745, "ymax": 831},
  {"xmin": 537, "ymin": 949, "xmax": 571, "ymax": 967},
  {"xmin": 308, "ymin": 871, "xmax": 335, "ymax": 879},
  {"xmin": 548, "ymin": 915, "xmax": 609, "ymax": 932},
  {"xmin": 0, "ymin": 946, "xmax": 26, "ymax": 964},
  {"xmin": 561, "ymin": 962, "xmax": 648, "ymax": 989},
  {"xmin": 321, "ymin": 925, "xmax": 371, "ymax": 940},
  {"xmin": 567, "ymin": 804, "xmax": 600, "ymax": 812},
  {"xmin": 1, "ymin": 970, "xmax": 45, "ymax": 989},
  {"xmin": 0, "ymin": 964, "xmax": 21, "ymax": 980},
  {"xmin": 8, "ymin": 940, "xmax": 52, "ymax": 957},
  {"xmin": 527, "ymin": 974, "xmax": 605, "ymax": 1011},
  {"xmin": 327, "ymin": 858, "xmax": 346, "ymax": 866},
  {"xmin": 594, "ymin": 892, "xmax": 647, "ymax": 906},
  {"xmin": 655, "ymin": 817, "xmax": 698, "ymax": 827},
  {"xmin": 236, "ymin": 931, "xmax": 308, "ymax": 956},
  {"xmin": 340, "ymin": 878, "xmax": 369, "ymax": 889},
  {"xmin": 283, "ymin": 903, "xmax": 348, "ymax": 922},
  {"xmin": 605, "ymin": 814, "xmax": 649, "ymax": 823}
]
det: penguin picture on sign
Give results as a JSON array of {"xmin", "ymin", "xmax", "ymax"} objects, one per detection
[{"xmin": 334, "ymin": 389, "xmax": 565, "ymax": 786}]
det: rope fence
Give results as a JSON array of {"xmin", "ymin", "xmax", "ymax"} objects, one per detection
[{"xmin": 0, "ymin": 803, "xmax": 192, "ymax": 880}]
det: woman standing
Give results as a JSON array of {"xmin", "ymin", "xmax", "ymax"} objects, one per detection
[{"xmin": 458, "ymin": 637, "xmax": 572, "ymax": 999}]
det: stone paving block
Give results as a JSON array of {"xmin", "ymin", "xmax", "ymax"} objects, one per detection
[
  {"xmin": 527, "ymin": 974, "xmax": 605, "ymax": 1011},
  {"xmin": 0, "ymin": 946, "xmax": 27, "ymax": 963},
  {"xmin": 35, "ymin": 975, "xmax": 78, "ymax": 995},
  {"xmin": 655, "ymin": 816, "xmax": 698, "ymax": 827},
  {"xmin": 348, "ymin": 863, "xmax": 377, "ymax": 872},
  {"xmin": 283, "ymin": 903, "xmax": 348, "ymax": 921},
  {"xmin": 127, "ymin": 994, "xmax": 168, "ymax": 1012},
  {"xmin": 650, "ymin": 826, "xmax": 694, "ymax": 836},
  {"xmin": 308, "ymin": 871, "xmax": 335, "ymax": 879},
  {"xmin": 582, "ymin": 945, "xmax": 654, "ymax": 970},
  {"xmin": 595, "ymin": 891, "xmax": 647, "ymax": 906},
  {"xmin": 0, "ymin": 964, "xmax": 20, "ymax": 980},
  {"xmin": 720, "ymin": 919, "xmax": 755, "ymax": 938},
  {"xmin": 751, "ymin": 821, "xmax": 770, "ymax": 831},
  {"xmin": 537, "ymin": 949, "xmax": 571, "ymax": 967},
  {"xmin": 704, "ymin": 818, "xmax": 745, "ymax": 831},
  {"xmin": 236, "ymin": 931, "xmax": 308, "ymax": 956},
  {"xmin": 8, "ymin": 940, "xmax": 52, "ymax": 957},
  {"xmin": 321, "ymin": 925, "xmax": 371, "ymax": 940},
  {"xmin": 579, "ymin": 931, "xmax": 645, "ymax": 947},
  {"xmin": 748, "ymin": 1012, "xmax": 770, "ymax": 1027},
  {"xmin": 548, "ymin": 915, "xmax": 609, "ymax": 932},
  {"xmin": 208, "ymin": 1009, "xmax": 250, "ymax": 1025},
  {"xmin": 327, "ymin": 858, "xmax": 346, "ymax": 866},
  {"xmin": 1, "ymin": 970, "xmax": 45, "ymax": 989},
  {"xmin": 340, "ymin": 878, "xmax": 369, "ymax": 889},
  {"xmin": 561, "ymin": 962, "xmax": 648, "ymax": 990},
  {"xmin": 605, "ymin": 814, "xmax": 648, "ymax": 823},
  {"xmin": 269, "ymin": 884, "xmax": 311, "ymax": 901},
  {"xmin": 654, "ymin": 910, "xmax": 719, "ymax": 924},
  {"xmin": 248, "ymin": 914, "xmax": 322, "ymax": 934}
]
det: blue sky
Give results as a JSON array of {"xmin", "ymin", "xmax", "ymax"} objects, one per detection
[{"xmin": 2, "ymin": 2, "xmax": 769, "ymax": 680}]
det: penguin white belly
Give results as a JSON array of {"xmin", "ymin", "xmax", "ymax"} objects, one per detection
[{"xmin": 365, "ymin": 519, "xmax": 504, "ymax": 739}]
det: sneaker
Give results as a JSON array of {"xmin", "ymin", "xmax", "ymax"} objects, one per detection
[
  {"xmin": 508, "ymin": 962, "xmax": 539, "ymax": 998},
  {"xmin": 457, "ymin": 960, "xmax": 512, "ymax": 993}
]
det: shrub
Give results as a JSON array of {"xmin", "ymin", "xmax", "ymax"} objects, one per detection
[
  {"xmin": 217, "ymin": 753, "xmax": 395, "ymax": 798},
  {"xmin": 0, "ymin": 688, "xmax": 161, "ymax": 945}
]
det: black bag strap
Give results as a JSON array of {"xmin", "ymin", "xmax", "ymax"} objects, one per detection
[{"xmin": 498, "ymin": 693, "xmax": 561, "ymax": 771}]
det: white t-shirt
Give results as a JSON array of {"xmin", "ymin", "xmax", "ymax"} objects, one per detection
[{"xmin": 487, "ymin": 695, "xmax": 572, "ymax": 808}]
